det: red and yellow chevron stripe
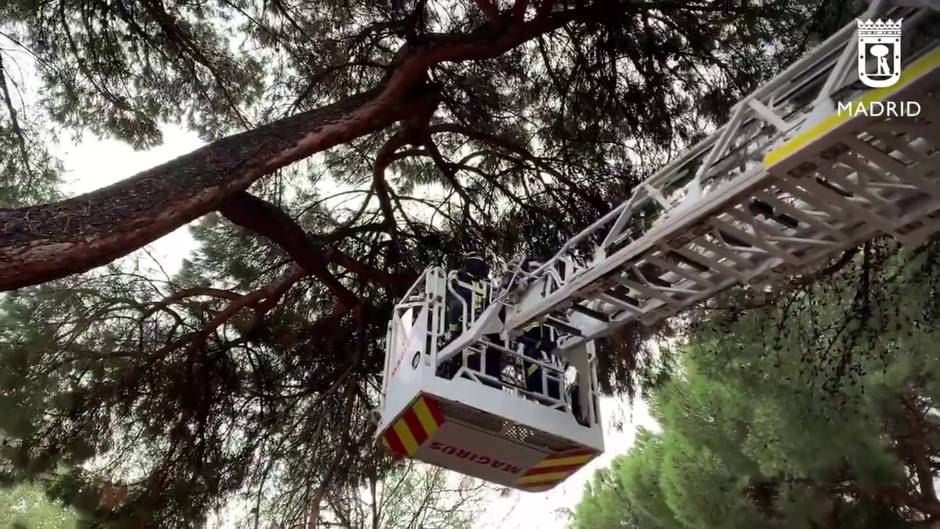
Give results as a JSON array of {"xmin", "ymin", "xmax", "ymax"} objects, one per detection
[
  {"xmin": 516, "ymin": 448, "xmax": 596, "ymax": 491},
  {"xmin": 381, "ymin": 394, "xmax": 445, "ymax": 457}
]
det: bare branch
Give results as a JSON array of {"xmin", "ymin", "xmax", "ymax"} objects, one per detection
[
  {"xmin": 428, "ymin": 122, "xmax": 610, "ymax": 211},
  {"xmin": 191, "ymin": 265, "xmax": 306, "ymax": 347},
  {"xmin": 219, "ymin": 192, "xmax": 360, "ymax": 310}
]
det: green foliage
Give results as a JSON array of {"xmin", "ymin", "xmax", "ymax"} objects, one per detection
[
  {"xmin": 572, "ymin": 465, "xmax": 639, "ymax": 529},
  {"xmin": 573, "ymin": 242, "xmax": 940, "ymax": 529},
  {"xmin": 0, "ymin": 54, "xmax": 62, "ymax": 208},
  {"xmin": 0, "ymin": 482, "xmax": 78, "ymax": 529}
]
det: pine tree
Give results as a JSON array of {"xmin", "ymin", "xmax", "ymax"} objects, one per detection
[{"xmin": 573, "ymin": 242, "xmax": 940, "ymax": 528}]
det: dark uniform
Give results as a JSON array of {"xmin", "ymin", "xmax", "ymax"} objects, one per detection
[
  {"xmin": 443, "ymin": 255, "xmax": 502, "ymax": 386},
  {"xmin": 521, "ymin": 322, "xmax": 561, "ymax": 400},
  {"xmin": 446, "ymin": 255, "xmax": 490, "ymax": 338}
]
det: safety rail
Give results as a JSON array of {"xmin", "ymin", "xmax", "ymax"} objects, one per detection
[
  {"xmin": 380, "ymin": 266, "xmax": 447, "ymax": 400},
  {"xmin": 382, "ymin": 267, "xmax": 585, "ymax": 415},
  {"xmin": 451, "ymin": 334, "xmax": 569, "ymax": 411},
  {"xmin": 443, "ymin": 270, "xmax": 495, "ymax": 337},
  {"xmin": 442, "ymin": 271, "xmax": 575, "ymax": 411}
]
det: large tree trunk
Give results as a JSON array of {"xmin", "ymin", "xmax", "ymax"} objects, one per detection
[
  {"xmin": 0, "ymin": 84, "xmax": 435, "ymax": 290},
  {"xmin": 0, "ymin": 2, "xmax": 614, "ymax": 290}
]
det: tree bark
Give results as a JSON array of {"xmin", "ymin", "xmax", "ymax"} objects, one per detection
[
  {"xmin": 0, "ymin": 85, "xmax": 431, "ymax": 290},
  {"xmin": 0, "ymin": 1, "xmax": 605, "ymax": 290}
]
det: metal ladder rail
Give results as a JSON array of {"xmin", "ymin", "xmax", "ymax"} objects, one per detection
[
  {"xmin": 507, "ymin": 10, "xmax": 936, "ymax": 343},
  {"xmin": 516, "ymin": 67, "xmax": 940, "ymax": 352}
]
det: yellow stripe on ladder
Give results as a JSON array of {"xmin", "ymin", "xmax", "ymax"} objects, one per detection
[
  {"xmin": 518, "ymin": 471, "xmax": 574, "ymax": 485},
  {"xmin": 763, "ymin": 49, "xmax": 940, "ymax": 168}
]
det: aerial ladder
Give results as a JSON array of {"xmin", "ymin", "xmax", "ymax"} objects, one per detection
[{"xmin": 377, "ymin": 3, "xmax": 940, "ymax": 492}]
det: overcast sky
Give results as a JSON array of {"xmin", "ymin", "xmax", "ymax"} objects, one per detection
[{"xmin": 57, "ymin": 124, "xmax": 656, "ymax": 529}]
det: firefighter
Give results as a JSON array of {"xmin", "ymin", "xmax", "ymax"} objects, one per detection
[
  {"xmin": 521, "ymin": 321, "xmax": 561, "ymax": 400},
  {"xmin": 445, "ymin": 254, "xmax": 490, "ymax": 339},
  {"xmin": 442, "ymin": 254, "xmax": 502, "ymax": 386}
]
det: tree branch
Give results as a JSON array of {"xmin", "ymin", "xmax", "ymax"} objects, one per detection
[
  {"xmin": 218, "ymin": 192, "xmax": 360, "ymax": 310},
  {"xmin": 372, "ymin": 131, "xmax": 412, "ymax": 232},
  {"xmin": 428, "ymin": 122, "xmax": 610, "ymax": 211},
  {"xmin": 328, "ymin": 250, "xmax": 415, "ymax": 289},
  {"xmin": 899, "ymin": 391, "xmax": 939, "ymax": 504},
  {"xmin": 422, "ymin": 135, "xmax": 478, "ymax": 211},
  {"xmin": 512, "ymin": 0, "xmax": 529, "ymax": 21},
  {"xmin": 0, "ymin": 0, "xmax": 625, "ymax": 289},
  {"xmin": 220, "ymin": 192, "xmax": 416, "ymax": 294},
  {"xmin": 191, "ymin": 265, "xmax": 306, "ymax": 348},
  {"xmin": 0, "ymin": 53, "xmax": 35, "ymax": 193},
  {"xmin": 140, "ymin": 286, "xmax": 242, "ymax": 319}
]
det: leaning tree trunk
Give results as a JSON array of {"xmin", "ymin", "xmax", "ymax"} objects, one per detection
[
  {"xmin": 0, "ymin": 2, "xmax": 615, "ymax": 290},
  {"xmin": 0, "ymin": 83, "xmax": 436, "ymax": 290}
]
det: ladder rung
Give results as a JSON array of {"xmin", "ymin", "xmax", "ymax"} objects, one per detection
[
  {"xmin": 644, "ymin": 254, "xmax": 715, "ymax": 288},
  {"xmin": 715, "ymin": 228, "xmax": 751, "ymax": 248},
  {"xmin": 815, "ymin": 176, "xmax": 852, "ymax": 197},
  {"xmin": 571, "ymin": 303, "xmax": 611, "ymax": 322},
  {"xmin": 642, "ymin": 270, "xmax": 672, "ymax": 288},
  {"xmin": 749, "ymin": 199, "xmax": 801, "ymax": 229},
  {"xmin": 606, "ymin": 284, "xmax": 641, "ymax": 306},
  {"xmin": 753, "ymin": 190, "xmax": 848, "ymax": 242},
  {"xmin": 614, "ymin": 274, "xmax": 684, "ymax": 307},
  {"xmin": 546, "ymin": 316, "xmax": 583, "ymax": 336},
  {"xmin": 598, "ymin": 293, "xmax": 641, "ymax": 312},
  {"xmin": 668, "ymin": 249, "xmax": 712, "ymax": 271}
]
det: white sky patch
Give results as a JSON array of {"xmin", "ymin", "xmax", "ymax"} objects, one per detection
[{"xmin": 57, "ymin": 124, "xmax": 205, "ymax": 277}]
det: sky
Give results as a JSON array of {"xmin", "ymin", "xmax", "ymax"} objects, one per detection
[{"xmin": 56, "ymin": 124, "xmax": 657, "ymax": 529}]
